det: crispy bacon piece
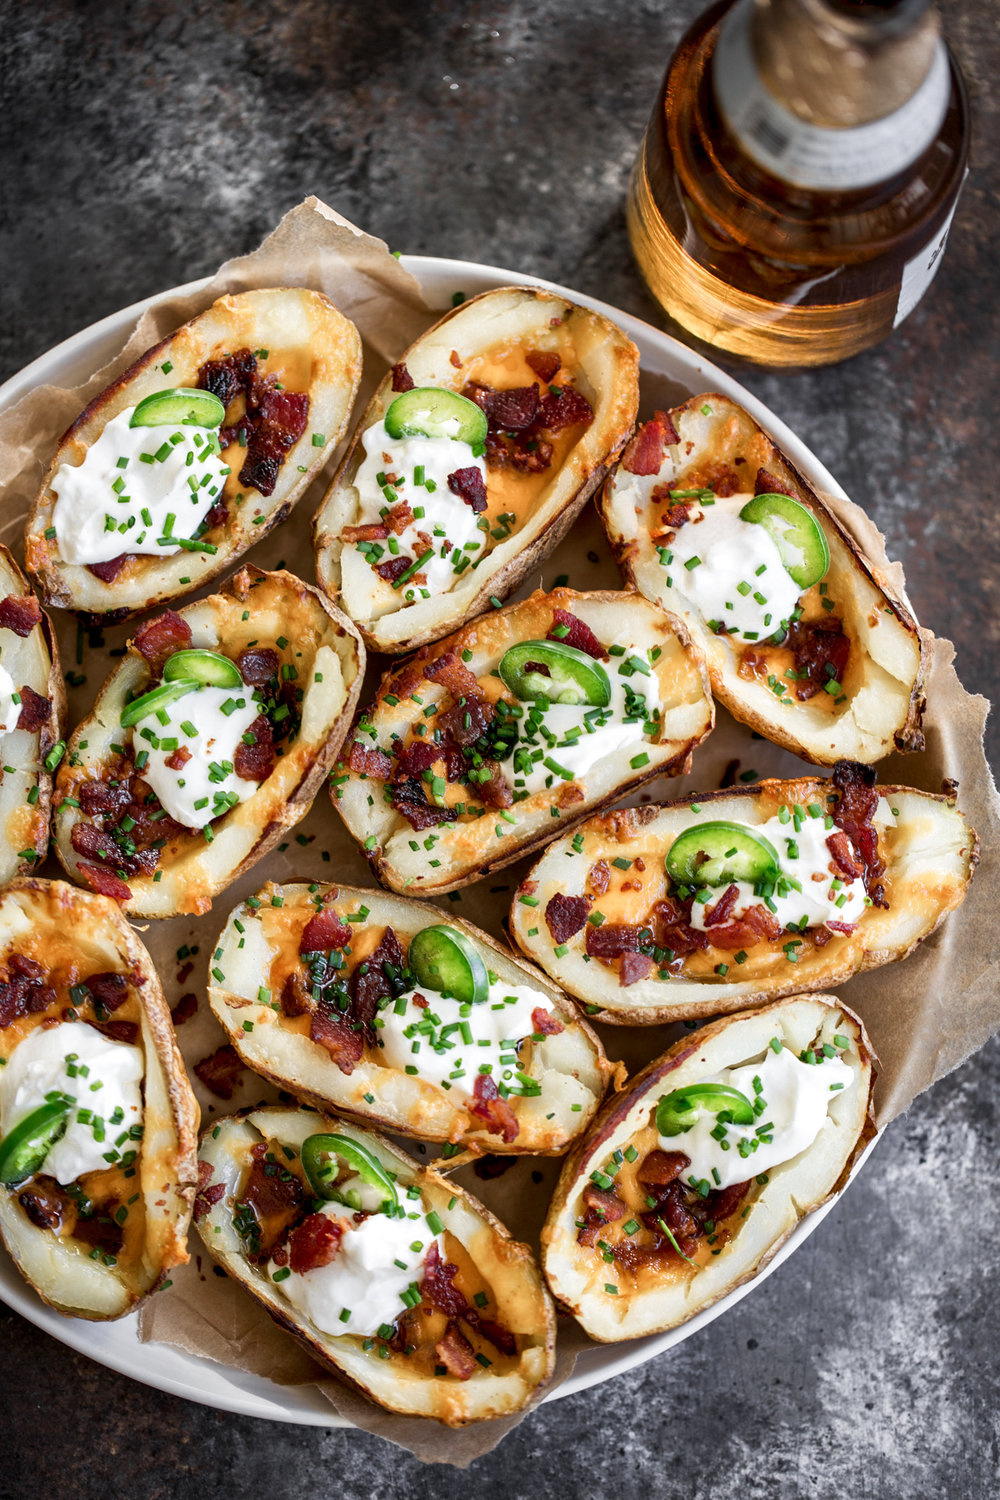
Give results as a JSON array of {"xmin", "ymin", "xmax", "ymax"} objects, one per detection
[
  {"xmin": 826, "ymin": 829, "xmax": 864, "ymax": 881},
  {"xmin": 280, "ymin": 971, "xmax": 311, "ymax": 1018},
  {"xmin": 755, "ymin": 466, "xmax": 798, "ymax": 499},
  {"xmin": 706, "ymin": 1179, "xmax": 751, "ymax": 1221},
  {"xmin": 239, "ymin": 388, "xmax": 310, "ymax": 497},
  {"xmin": 435, "ymin": 1320, "xmax": 477, "ymax": 1380},
  {"xmin": 288, "ymin": 1213, "xmax": 343, "ymax": 1275},
  {"xmin": 474, "ymin": 761, "xmax": 514, "ymax": 809},
  {"xmin": 198, "ymin": 349, "xmax": 255, "ymax": 407},
  {"xmin": 511, "ymin": 436, "xmax": 554, "ymax": 473},
  {"xmin": 390, "ymin": 779, "xmax": 458, "ymax": 831},
  {"xmin": 385, "ymin": 502, "xmax": 415, "ymax": 534},
  {"xmin": 424, "ymin": 652, "xmax": 481, "ymax": 700},
  {"xmin": 16, "ymin": 686, "xmax": 50, "ymax": 732},
  {"xmin": 309, "ymin": 1003, "xmax": 364, "ymax": 1073},
  {"xmin": 437, "ymin": 694, "xmax": 493, "ymax": 748},
  {"xmin": 85, "ymin": 971, "xmax": 129, "ymax": 1015},
  {"xmin": 87, "ymin": 555, "xmax": 129, "ymax": 584},
  {"xmin": 233, "ymin": 714, "xmax": 275, "ymax": 782},
  {"xmin": 447, "ymin": 466, "xmax": 488, "ymax": 514},
  {"xmin": 526, "ymin": 349, "xmax": 561, "ymax": 383},
  {"xmin": 785, "ymin": 617, "xmax": 850, "ymax": 702},
  {"xmin": 373, "ymin": 554, "xmax": 413, "ymax": 586},
  {"xmin": 351, "ymin": 926, "xmax": 405, "ymax": 1033},
  {"xmin": 531, "ymin": 1006, "xmax": 563, "ymax": 1036},
  {"xmin": 193, "ymin": 1164, "xmax": 226, "ymax": 1223},
  {"xmin": 343, "ymin": 522, "xmax": 389, "ymax": 543},
  {"xmin": 78, "ymin": 779, "xmax": 132, "ymax": 818},
  {"xmin": 171, "ymin": 992, "xmax": 198, "ymax": 1026},
  {"xmin": 831, "ymin": 759, "xmax": 887, "ymax": 906},
  {"xmin": 587, "ymin": 859, "xmax": 611, "ymax": 897},
  {"xmin": 638, "ymin": 1149, "xmax": 690, "ymax": 1186},
  {"xmin": 348, "ymin": 740, "xmax": 393, "ymax": 779},
  {"xmin": 620, "ymin": 951, "xmax": 654, "ymax": 986},
  {"xmin": 72, "ymin": 1208, "xmax": 124, "ymax": 1257},
  {"xmin": 641, "ymin": 1180, "xmax": 698, "ymax": 1239},
  {"xmin": 703, "ymin": 883, "xmax": 740, "ymax": 926},
  {"xmin": 0, "ymin": 957, "xmax": 56, "ymax": 1028},
  {"xmin": 391, "ymin": 361, "xmax": 415, "ymax": 392},
  {"xmin": 91, "ymin": 1019, "xmax": 139, "ymax": 1044},
  {"xmin": 586, "ymin": 923, "xmax": 645, "ymax": 959},
  {"xmin": 488, "ymin": 385, "xmax": 540, "ymax": 431},
  {"xmin": 545, "ymin": 893, "xmax": 591, "ymax": 943},
  {"xmin": 420, "ymin": 1241, "xmax": 467, "ymax": 1318},
  {"xmin": 826, "ymin": 919, "xmax": 858, "ymax": 935},
  {"xmin": 300, "ymin": 906, "xmax": 352, "ymax": 954},
  {"xmin": 705, "ymin": 902, "xmax": 783, "ymax": 951},
  {"xmin": 547, "ymin": 608, "xmax": 608, "ymax": 661},
  {"xmin": 537, "ymin": 386, "xmax": 592, "ymax": 432},
  {"xmin": 77, "ymin": 864, "xmax": 132, "ymax": 902},
  {"xmin": 469, "ymin": 1073, "xmax": 519, "ymax": 1143},
  {"xmin": 577, "ymin": 1185, "xmax": 627, "ymax": 1246},
  {"xmin": 194, "ymin": 1043, "xmax": 245, "ymax": 1100},
  {"xmin": 132, "ymin": 610, "xmax": 193, "ymax": 673},
  {"xmin": 18, "ymin": 1181, "xmax": 68, "ymax": 1232},
  {"xmin": 393, "ymin": 736, "xmax": 463, "ymax": 782},
  {"xmin": 621, "ymin": 411, "xmax": 677, "ymax": 476},
  {"xmin": 165, "ymin": 745, "xmax": 192, "ymax": 772},
  {"xmin": 235, "ymin": 646, "xmax": 280, "ymax": 685},
  {"xmin": 203, "ymin": 500, "xmax": 229, "ymax": 530},
  {"xmin": 0, "ymin": 594, "xmax": 41, "ymax": 636}
]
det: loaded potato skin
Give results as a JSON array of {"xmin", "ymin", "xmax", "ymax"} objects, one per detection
[
  {"xmin": 0, "ymin": 879, "xmax": 198, "ymax": 1319},
  {"xmin": 510, "ymin": 764, "xmax": 978, "ymax": 1023},
  {"xmin": 314, "ymin": 287, "xmax": 640, "ymax": 654},
  {"xmin": 599, "ymin": 394, "xmax": 927, "ymax": 765},
  {"xmin": 207, "ymin": 880, "xmax": 615, "ymax": 1154},
  {"xmin": 331, "ymin": 587, "xmax": 714, "ymax": 897},
  {"xmin": 194, "ymin": 1106, "xmax": 556, "ymax": 1424},
  {"xmin": 25, "ymin": 288, "xmax": 363, "ymax": 619},
  {"xmin": 52, "ymin": 566, "xmax": 364, "ymax": 918}
]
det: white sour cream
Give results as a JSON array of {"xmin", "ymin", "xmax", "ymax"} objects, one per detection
[
  {"xmin": 270, "ymin": 1202, "xmax": 442, "ymax": 1338},
  {"xmin": 0, "ymin": 1021, "xmax": 144, "ymax": 1186},
  {"xmin": 0, "ymin": 663, "xmax": 21, "ymax": 735},
  {"xmin": 50, "ymin": 407, "xmax": 229, "ymax": 566},
  {"xmin": 352, "ymin": 418, "xmax": 486, "ymax": 593},
  {"xmin": 666, "ymin": 498, "xmax": 801, "ymax": 641},
  {"xmin": 135, "ymin": 682, "xmax": 262, "ymax": 829},
  {"xmin": 657, "ymin": 1043, "xmax": 854, "ymax": 1190},
  {"xmin": 687, "ymin": 807, "xmax": 868, "ymax": 935},
  {"xmin": 378, "ymin": 979, "xmax": 557, "ymax": 1104}
]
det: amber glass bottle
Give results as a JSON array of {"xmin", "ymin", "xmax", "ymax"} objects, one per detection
[{"xmin": 627, "ymin": 0, "xmax": 970, "ymax": 366}]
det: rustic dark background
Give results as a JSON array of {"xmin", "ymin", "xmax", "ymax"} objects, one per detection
[{"xmin": 2, "ymin": 1, "xmax": 998, "ymax": 1496}]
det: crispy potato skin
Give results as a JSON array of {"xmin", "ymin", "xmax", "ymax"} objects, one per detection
[
  {"xmin": 598, "ymin": 393, "xmax": 927, "ymax": 765},
  {"xmin": 0, "ymin": 544, "xmax": 64, "ymax": 882},
  {"xmin": 332, "ymin": 587, "xmax": 714, "ymax": 897},
  {"xmin": 194, "ymin": 1107, "xmax": 556, "ymax": 1424},
  {"xmin": 25, "ymin": 288, "xmax": 363, "ymax": 618},
  {"xmin": 314, "ymin": 287, "xmax": 640, "ymax": 654},
  {"xmin": 0, "ymin": 879, "xmax": 199, "ymax": 1319},
  {"xmin": 208, "ymin": 880, "xmax": 616, "ymax": 1153},
  {"xmin": 542, "ymin": 995, "xmax": 876, "ymax": 1342},
  {"xmin": 510, "ymin": 778, "xmax": 979, "ymax": 1023},
  {"xmin": 52, "ymin": 566, "xmax": 365, "ymax": 918}
]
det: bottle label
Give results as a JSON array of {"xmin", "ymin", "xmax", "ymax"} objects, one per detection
[
  {"xmin": 714, "ymin": 0, "xmax": 951, "ymax": 192},
  {"xmin": 893, "ymin": 188, "xmax": 963, "ymax": 327}
]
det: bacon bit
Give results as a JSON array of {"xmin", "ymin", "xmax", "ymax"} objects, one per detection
[
  {"xmin": 374, "ymin": 554, "xmax": 414, "ymax": 586},
  {"xmin": 309, "ymin": 1004, "xmax": 364, "ymax": 1074},
  {"xmin": 193, "ymin": 1177, "xmax": 226, "ymax": 1222},
  {"xmin": 280, "ymin": 971, "xmax": 311, "ymax": 1018},
  {"xmin": 526, "ymin": 350, "xmax": 561, "ymax": 383},
  {"xmin": 194, "ymin": 1044, "xmax": 245, "ymax": 1100},
  {"xmin": 288, "ymin": 1213, "xmax": 343, "ymax": 1274},
  {"xmin": 391, "ymin": 779, "xmax": 458, "ymax": 831},
  {"xmin": 132, "ymin": 610, "xmax": 193, "ymax": 673},
  {"xmin": 447, "ymin": 466, "xmax": 488, "ymax": 514},
  {"xmin": 420, "ymin": 1241, "xmax": 467, "ymax": 1318},
  {"xmin": 300, "ymin": 906, "xmax": 352, "ymax": 954},
  {"xmin": 203, "ymin": 500, "xmax": 229, "ymax": 530},
  {"xmin": 531, "ymin": 1006, "xmax": 563, "ymax": 1036},
  {"xmin": 352, "ymin": 926, "xmax": 405, "ymax": 1033},
  {"xmin": 77, "ymin": 863, "xmax": 133, "ymax": 902},
  {"xmin": 547, "ymin": 607, "xmax": 608, "ymax": 661},
  {"xmin": 436, "ymin": 1320, "xmax": 477, "ymax": 1380},
  {"xmin": 755, "ymin": 466, "xmax": 798, "ymax": 499},
  {"xmin": 437, "ymin": 693, "xmax": 493, "ymax": 748},
  {"xmin": 538, "ymin": 386, "xmax": 593, "ymax": 432},
  {"xmin": 475, "ymin": 761, "xmax": 514, "ymax": 810},
  {"xmin": 511, "ymin": 436, "xmax": 554, "ymax": 473},
  {"xmin": 577, "ymin": 1185, "xmax": 626, "ymax": 1246},
  {"xmin": 86, "ymin": 971, "xmax": 129, "ymax": 1015},
  {"xmin": 78, "ymin": 779, "xmax": 130, "ymax": 817},
  {"xmin": 0, "ymin": 594, "xmax": 41, "ymax": 636},
  {"xmin": 87, "ymin": 555, "xmax": 129, "ymax": 584},
  {"xmin": 347, "ymin": 740, "xmax": 393, "ymax": 780},
  {"xmin": 831, "ymin": 759, "xmax": 887, "ymax": 906},
  {"xmin": 16, "ymin": 686, "xmax": 51, "ymax": 732},
  {"xmin": 641, "ymin": 1179, "xmax": 698, "ymax": 1239},
  {"xmin": 637, "ymin": 1149, "xmax": 691, "ymax": 1186},
  {"xmin": 826, "ymin": 919, "xmax": 858, "ymax": 936},
  {"xmin": 343, "ymin": 522, "xmax": 390, "ymax": 543},
  {"xmin": 679, "ymin": 460, "xmax": 742, "ymax": 498},
  {"xmin": 385, "ymin": 502, "xmax": 415, "ymax": 535},
  {"xmin": 469, "ymin": 1072, "xmax": 519, "ymax": 1143},
  {"xmin": 239, "ymin": 388, "xmax": 310, "ymax": 497},
  {"xmin": 393, "ymin": 737, "xmax": 460, "ymax": 782},
  {"xmin": 0, "ymin": 959, "xmax": 55, "ymax": 1028},
  {"xmin": 18, "ymin": 1184, "xmax": 67, "ymax": 1231},
  {"xmin": 198, "ymin": 349, "xmax": 255, "ymax": 407},
  {"xmin": 235, "ymin": 646, "xmax": 280, "ymax": 685},
  {"xmin": 826, "ymin": 829, "xmax": 864, "ymax": 881},
  {"xmin": 171, "ymin": 992, "xmax": 198, "ymax": 1026},
  {"xmin": 233, "ymin": 714, "xmax": 274, "ymax": 782},
  {"xmin": 491, "ymin": 385, "xmax": 541, "ymax": 431},
  {"xmin": 545, "ymin": 893, "xmax": 591, "ymax": 944},
  {"xmin": 391, "ymin": 361, "xmax": 415, "ymax": 392},
  {"xmin": 449, "ymin": 350, "xmax": 462, "ymax": 369},
  {"xmin": 91, "ymin": 1019, "xmax": 139, "ymax": 1044},
  {"xmin": 619, "ymin": 951, "xmax": 654, "ymax": 986},
  {"xmin": 703, "ymin": 883, "xmax": 740, "ymax": 926},
  {"xmin": 707, "ymin": 1179, "xmax": 751, "ymax": 1221},
  {"xmin": 585, "ymin": 923, "xmax": 644, "ymax": 959},
  {"xmin": 587, "ymin": 859, "xmax": 611, "ymax": 897},
  {"xmin": 72, "ymin": 1209, "xmax": 124, "ymax": 1257},
  {"xmin": 424, "ymin": 651, "xmax": 482, "ymax": 700},
  {"xmin": 165, "ymin": 745, "xmax": 192, "ymax": 772},
  {"xmin": 621, "ymin": 411, "xmax": 677, "ymax": 475},
  {"xmin": 785, "ymin": 617, "xmax": 850, "ymax": 702}
]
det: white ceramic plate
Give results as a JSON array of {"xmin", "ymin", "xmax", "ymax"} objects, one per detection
[{"xmin": 0, "ymin": 254, "xmax": 876, "ymax": 1426}]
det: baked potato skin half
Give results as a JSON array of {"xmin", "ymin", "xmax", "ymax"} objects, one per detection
[
  {"xmin": 0, "ymin": 879, "xmax": 199, "ymax": 1319},
  {"xmin": 208, "ymin": 880, "xmax": 615, "ymax": 1153},
  {"xmin": 194, "ymin": 1106, "xmax": 556, "ymax": 1424},
  {"xmin": 52, "ymin": 566, "xmax": 365, "ymax": 918},
  {"xmin": 510, "ymin": 776, "xmax": 978, "ymax": 1023},
  {"xmin": 25, "ymin": 288, "xmax": 363, "ymax": 619},
  {"xmin": 314, "ymin": 287, "xmax": 640, "ymax": 655},
  {"xmin": 332, "ymin": 587, "xmax": 714, "ymax": 897},
  {"xmin": 0, "ymin": 544, "xmax": 64, "ymax": 882},
  {"xmin": 542, "ymin": 995, "xmax": 876, "ymax": 1342},
  {"xmin": 598, "ymin": 393, "xmax": 927, "ymax": 765}
]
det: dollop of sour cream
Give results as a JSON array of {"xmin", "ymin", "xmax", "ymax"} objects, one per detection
[
  {"xmin": 350, "ymin": 417, "xmax": 487, "ymax": 594},
  {"xmin": 378, "ymin": 979, "xmax": 557, "ymax": 1103},
  {"xmin": 270, "ymin": 1202, "xmax": 443, "ymax": 1338},
  {"xmin": 0, "ymin": 663, "xmax": 21, "ymax": 735},
  {"xmin": 0, "ymin": 1021, "xmax": 144, "ymax": 1186},
  {"xmin": 687, "ymin": 806, "xmax": 869, "ymax": 935},
  {"xmin": 666, "ymin": 498, "xmax": 801, "ymax": 641},
  {"xmin": 50, "ymin": 407, "xmax": 229, "ymax": 567},
  {"xmin": 657, "ymin": 1042, "xmax": 854, "ymax": 1191},
  {"xmin": 135, "ymin": 682, "xmax": 262, "ymax": 829}
]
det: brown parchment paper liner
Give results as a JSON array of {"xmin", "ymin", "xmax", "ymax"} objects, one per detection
[{"xmin": 0, "ymin": 198, "xmax": 996, "ymax": 1465}]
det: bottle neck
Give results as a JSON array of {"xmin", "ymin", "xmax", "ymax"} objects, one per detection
[{"xmin": 712, "ymin": 0, "xmax": 951, "ymax": 191}]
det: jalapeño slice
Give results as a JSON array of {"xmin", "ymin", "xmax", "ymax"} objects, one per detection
[
  {"xmin": 498, "ymin": 640, "xmax": 611, "ymax": 707},
  {"xmin": 408, "ymin": 924, "xmax": 489, "ymax": 1005},
  {"xmin": 0, "ymin": 1099, "xmax": 71, "ymax": 1185},
  {"xmin": 738, "ymin": 492, "xmax": 830, "ymax": 590},
  {"xmin": 384, "ymin": 387, "xmax": 487, "ymax": 449},
  {"xmin": 665, "ymin": 820, "xmax": 780, "ymax": 889},
  {"xmin": 120, "ymin": 677, "xmax": 199, "ymax": 728},
  {"xmin": 129, "ymin": 388, "xmax": 226, "ymax": 430},
  {"xmin": 163, "ymin": 649, "xmax": 243, "ymax": 690},
  {"xmin": 301, "ymin": 1132, "xmax": 399, "ymax": 1211},
  {"xmin": 656, "ymin": 1084, "xmax": 755, "ymax": 1138}
]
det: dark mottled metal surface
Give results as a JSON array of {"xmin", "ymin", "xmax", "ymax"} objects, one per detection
[{"xmin": 2, "ymin": 0, "xmax": 997, "ymax": 1494}]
